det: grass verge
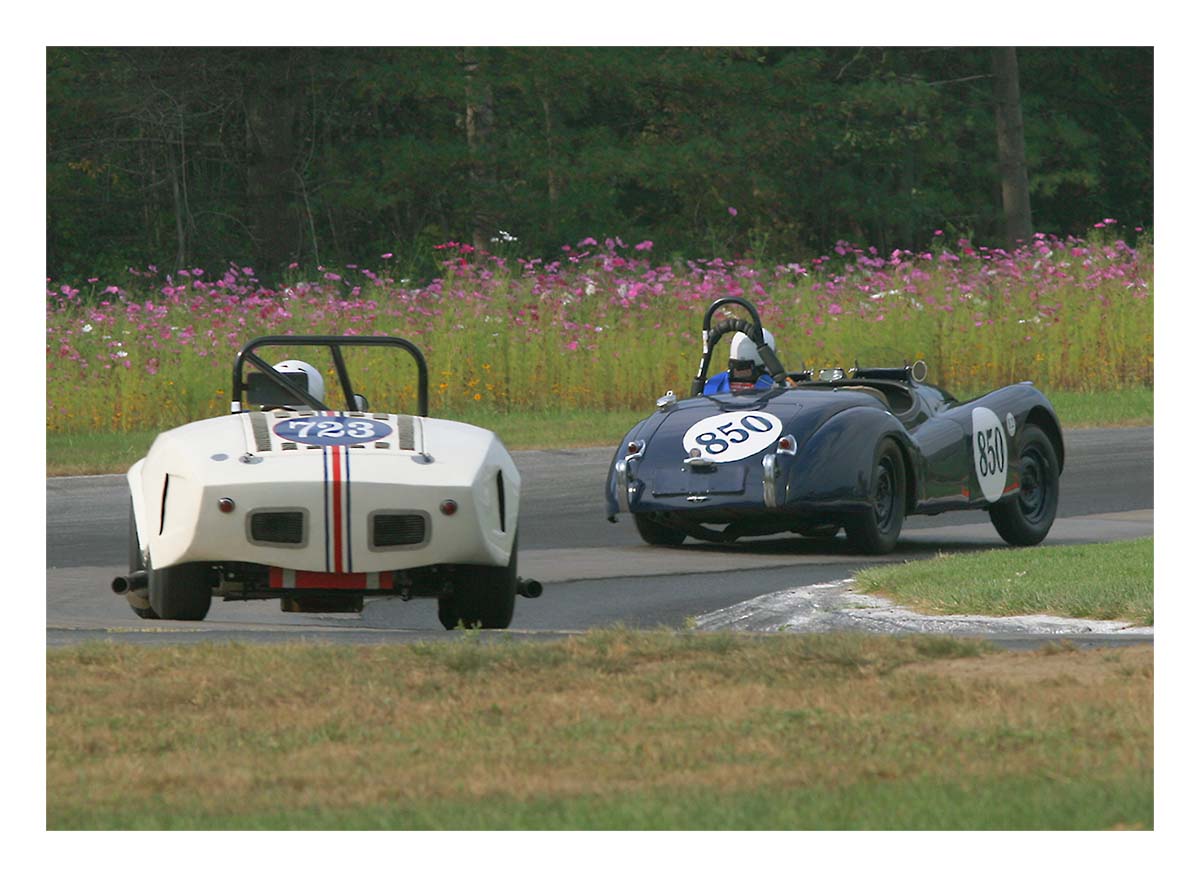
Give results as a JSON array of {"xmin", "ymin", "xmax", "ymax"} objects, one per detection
[
  {"xmin": 47, "ymin": 630, "xmax": 1152, "ymax": 830},
  {"xmin": 854, "ymin": 538, "xmax": 1153, "ymax": 626},
  {"xmin": 45, "ymin": 387, "xmax": 1152, "ymax": 476}
]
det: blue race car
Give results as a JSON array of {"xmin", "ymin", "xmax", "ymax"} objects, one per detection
[{"xmin": 605, "ymin": 296, "xmax": 1064, "ymax": 554}]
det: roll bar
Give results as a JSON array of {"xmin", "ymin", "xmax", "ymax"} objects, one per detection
[
  {"xmin": 688, "ymin": 297, "xmax": 787, "ymax": 396},
  {"xmin": 232, "ymin": 335, "xmax": 429, "ymax": 416}
]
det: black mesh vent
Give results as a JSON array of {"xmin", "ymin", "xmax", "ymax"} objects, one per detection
[
  {"xmin": 250, "ymin": 511, "xmax": 304, "ymax": 544},
  {"xmin": 373, "ymin": 514, "xmax": 426, "ymax": 547},
  {"xmin": 248, "ymin": 411, "xmax": 272, "ymax": 452},
  {"xmin": 394, "ymin": 415, "xmax": 415, "ymax": 449}
]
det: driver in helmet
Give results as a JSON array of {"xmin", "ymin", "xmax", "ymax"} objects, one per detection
[
  {"xmin": 266, "ymin": 359, "xmax": 325, "ymax": 408},
  {"xmin": 703, "ymin": 330, "xmax": 777, "ymax": 394}
]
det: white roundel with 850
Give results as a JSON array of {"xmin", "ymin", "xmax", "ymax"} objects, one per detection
[
  {"xmin": 682, "ymin": 411, "xmax": 783, "ymax": 462},
  {"xmin": 972, "ymin": 407, "xmax": 1009, "ymax": 502}
]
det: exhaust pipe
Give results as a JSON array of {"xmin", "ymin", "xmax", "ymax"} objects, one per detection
[
  {"xmin": 110, "ymin": 570, "xmax": 148, "ymax": 595},
  {"xmin": 516, "ymin": 577, "xmax": 543, "ymax": 599}
]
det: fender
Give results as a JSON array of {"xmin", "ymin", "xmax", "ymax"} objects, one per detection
[
  {"xmin": 127, "ymin": 458, "xmax": 148, "ymax": 556},
  {"xmin": 966, "ymin": 384, "xmax": 1064, "ymax": 474},
  {"xmin": 776, "ymin": 406, "xmax": 919, "ymax": 511},
  {"xmin": 605, "ymin": 414, "xmax": 672, "ymax": 518}
]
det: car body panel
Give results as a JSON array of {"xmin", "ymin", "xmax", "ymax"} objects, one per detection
[{"xmin": 130, "ymin": 411, "xmax": 519, "ymax": 573}]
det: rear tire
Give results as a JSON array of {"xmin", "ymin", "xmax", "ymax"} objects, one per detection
[
  {"xmin": 798, "ymin": 524, "xmax": 841, "ymax": 541},
  {"xmin": 148, "ymin": 559, "xmax": 213, "ymax": 621},
  {"xmin": 438, "ymin": 534, "xmax": 519, "ymax": 630},
  {"xmin": 634, "ymin": 513, "xmax": 686, "ymax": 546},
  {"xmin": 126, "ymin": 505, "xmax": 158, "ymax": 620},
  {"xmin": 988, "ymin": 425, "xmax": 1059, "ymax": 546},
  {"xmin": 845, "ymin": 439, "xmax": 906, "ymax": 555}
]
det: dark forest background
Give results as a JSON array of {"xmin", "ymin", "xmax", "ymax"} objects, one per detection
[{"xmin": 46, "ymin": 46, "xmax": 1153, "ymax": 283}]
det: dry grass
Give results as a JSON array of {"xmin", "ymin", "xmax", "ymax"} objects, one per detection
[{"xmin": 46, "ymin": 631, "xmax": 1153, "ymax": 829}]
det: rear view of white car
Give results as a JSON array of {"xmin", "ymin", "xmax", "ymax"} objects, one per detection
[{"xmin": 112, "ymin": 335, "xmax": 538, "ymax": 628}]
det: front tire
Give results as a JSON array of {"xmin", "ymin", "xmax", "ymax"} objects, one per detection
[
  {"xmin": 634, "ymin": 513, "xmax": 686, "ymax": 546},
  {"xmin": 845, "ymin": 439, "xmax": 906, "ymax": 555},
  {"xmin": 988, "ymin": 424, "xmax": 1059, "ymax": 546},
  {"xmin": 438, "ymin": 534, "xmax": 519, "ymax": 630},
  {"xmin": 148, "ymin": 559, "xmax": 213, "ymax": 621}
]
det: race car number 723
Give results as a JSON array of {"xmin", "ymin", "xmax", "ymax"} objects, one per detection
[
  {"xmin": 273, "ymin": 416, "xmax": 394, "ymax": 446},
  {"xmin": 293, "ymin": 419, "xmax": 374, "ymax": 439}
]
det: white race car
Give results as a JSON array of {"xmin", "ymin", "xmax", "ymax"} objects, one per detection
[{"xmin": 112, "ymin": 335, "xmax": 538, "ymax": 628}]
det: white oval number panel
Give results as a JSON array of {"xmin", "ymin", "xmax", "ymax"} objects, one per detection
[
  {"xmin": 971, "ymin": 407, "xmax": 1009, "ymax": 502},
  {"xmin": 682, "ymin": 411, "xmax": 783, "ymax": 463}
]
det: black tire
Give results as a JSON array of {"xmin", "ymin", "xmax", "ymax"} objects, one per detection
[
  {"xmin": 845, "ymin": 439, "xmax": 906, "ymax": 555},
  {"xmin": 988, "ymin": 424, "xmax": 1060, "ymax": 546},
  {"xmin": 438, "ymin": 534, "xmax": 519, "ymax": 630},
  {"xmin": 634, "ymin": 513, "xmax": 686, "ymax": 546},
  {"xmin": 126, "ymin": 505, "xmax": 159, "ymax": 620},
  {"xmin": 798, "ymin": 524, "xmax": 841, "ymax": 541},
  {"xmin": 148, "ymin": 559, "xmax": 213, "ymax": 621}
]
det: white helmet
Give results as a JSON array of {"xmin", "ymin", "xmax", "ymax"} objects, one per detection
[
  {"xmin": 273, "ymin": 359, "xmax": 325, "ymax": 404},
  {"xmin": 730, "ymin": 329, "xmax": 775, "ymax": 366}
]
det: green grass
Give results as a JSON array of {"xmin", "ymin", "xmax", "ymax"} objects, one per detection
[
  {"xmin": 46, "ymin": 631, "xmax": 1152, "ymax": 830},
  {"xmin": 45, "ymin": 388, "xmax": 1152, "ymax": 476},
  {"xmin": 49, "ymin": 772, "xmax": 1151, "ymax": 830},
  {"xmin": 1039, "ymin": 386, "xmax": 1152, "ymax": 427},
  {"xmin": 854, "ymin": 538, "xmax": 1153, "ymax": 626}
]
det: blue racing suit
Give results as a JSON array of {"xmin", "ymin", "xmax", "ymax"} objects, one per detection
[{"xmin": 702, "ymin": 371, "xmax": 774, "ymax": 395}]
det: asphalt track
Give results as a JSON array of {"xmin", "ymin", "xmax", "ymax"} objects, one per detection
[{"xmin": 46, "ymin": 427, "xmax": 1153, "ymax": 648}]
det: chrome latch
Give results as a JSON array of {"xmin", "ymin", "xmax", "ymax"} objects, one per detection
[{"xmin": 615, "ymin": 440, "xmax": 646, "ymax": 513}]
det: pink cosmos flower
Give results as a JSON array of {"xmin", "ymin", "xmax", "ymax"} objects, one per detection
[{"xmin": 728, "ymin": 207, "xmax": 738, "ymax": 217}]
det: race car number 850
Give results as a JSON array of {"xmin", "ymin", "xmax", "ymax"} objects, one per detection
[
  {"xmin": 682, "ymin": 411, "xmax": 783, "ymax": 463},
  {"xmin": 971, "ymin": 407, "xmax": 1009, "ymax": 502},
  {"xmin": 273, "ymin": 416, "xmax": 394, "ymax": 446}
]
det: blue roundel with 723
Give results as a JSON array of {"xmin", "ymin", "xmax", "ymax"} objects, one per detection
[{"xmin": 273, "ymin": 416, "xmax": 393, "ymax": 446}]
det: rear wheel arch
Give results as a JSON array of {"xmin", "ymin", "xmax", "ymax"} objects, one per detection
[{"xmin": 889, "ymin": 434, "xmax": 919, "ymax": 516}]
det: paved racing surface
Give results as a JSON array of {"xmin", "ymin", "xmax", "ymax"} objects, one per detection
[{"xmin": 46, "ymin": 427, "xmax": 1153, "ymax": 648}]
